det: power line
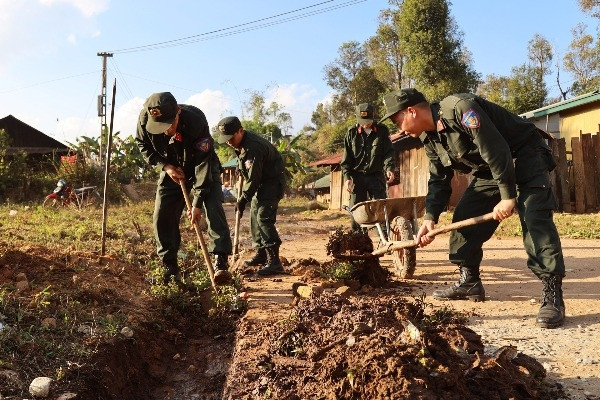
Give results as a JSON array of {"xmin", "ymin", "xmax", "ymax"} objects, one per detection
[
  {"xmin": 107, "ymin": 0, "xmax": 365, "ymax": 54},
  {"xmin": 0, "ymin": 71, "xmax": 98, "ymax": 94}
]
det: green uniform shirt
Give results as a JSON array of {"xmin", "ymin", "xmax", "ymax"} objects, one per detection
[
  {"xmin": 421, "ymin": 93, "xmax": 550, "ymax": 222},
  {"xmin": 236, "ymin": 130, "xmax": 286, "ymax": 202},
  {"xmin": 341, "ymin": 122, "xmax": 395, "ymax": 180},
  {"xmin": 135, "ymin": 104, "xmax": 221, "ymax": 208}
]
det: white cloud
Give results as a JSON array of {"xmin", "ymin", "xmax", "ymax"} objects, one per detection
[
  {"xmin": 113, "ymin": 97, "xmax": 145, "ymax": 138},
  {"xmin": 185, "ymin": 90, "xmax": 232, "ymax": 129},
  {"xmin": 38, "ymin": 0, "xmax": 110, "ymax": 17},
  {"xmin": 265, "ymin": 83, "xmax": 320, "ymax": 132}
]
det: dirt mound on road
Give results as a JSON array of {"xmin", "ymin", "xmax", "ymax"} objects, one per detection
[{"xmin": 224, "ymin": 291, "xmax": 565, "ymax": 400}]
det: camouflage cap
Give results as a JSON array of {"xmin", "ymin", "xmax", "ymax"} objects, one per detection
[
  {"xmin": 355, "ymin": 103, "xmax": 375, "ymax": 125},
  {"xmin": 380, "ymin": 88, "xmax": 427, "ymax": 122},
  {"xmin": 217, "ymin": 116, "xmax": 243, "ymax": 143},
  {"xmin": 144, "ymin": 92, "xmax": 178, "ymax": 134}
]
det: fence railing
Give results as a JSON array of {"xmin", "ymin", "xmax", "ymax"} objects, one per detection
[{"xmin": 550, "ymin": 133, "xmax": 600, "ymax": 213}]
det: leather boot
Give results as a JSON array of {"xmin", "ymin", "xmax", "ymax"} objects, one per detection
[
  {"xmin": 257, "ymin": 246, "xmax": 284, "ymax": 276},
  {"xmin": 244, "ymin": 248, "xmax": 267, "ymax": 267},
  {"xmin": 536, "ymin": 274, "xmax": 565, "ymax": 328},
  {"xmin": 213, "ymin": 254, "xmax": 232, "ymax": 285},
  {"xmin": 162, "ymin": 263, "xmax": 181, "ymax": 285},
  {"xmin": 432, "ymin": 266, "xmax": 485, "ymax": 302}
]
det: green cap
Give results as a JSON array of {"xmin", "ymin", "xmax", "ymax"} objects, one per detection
[
  {"xmin": 217, "ymin": 116, "xmax": 243, "ymax": 143},
  {"xmin": 144, "ymin": 92, "xmax": 178, "ymax": 134},
  {"xmin": 380, "ymin": 88, "xmax": 426, "ymax": 122},
  {"xmin": 356, "ymin": 103, "xmax": 375, "ymax": 125}
]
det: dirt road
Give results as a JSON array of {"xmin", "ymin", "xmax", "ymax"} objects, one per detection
[{"xmin": 230, "ymin": 204, "xmax": 600, "ymax": 400}]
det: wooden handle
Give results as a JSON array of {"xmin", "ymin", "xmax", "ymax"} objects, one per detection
[
  {"xmin": 372, "ymin": 212, "xmax": 496, "ymax": 256},
  {"xmin": 180, "ymin": 181, "xmax": 216, "ymax": 291},
  {"xmin": 232, "ymin": 175, "xmax": 244, "ymax": 261}
]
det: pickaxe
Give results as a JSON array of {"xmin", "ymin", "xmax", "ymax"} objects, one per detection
[{"xmin": 180, "ymin": 181, "xmax": 217, "ymax": 291}]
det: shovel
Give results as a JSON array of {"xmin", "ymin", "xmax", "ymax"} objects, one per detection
[
  {"xmin": 232, "ymin": 175, "xmax": 244, "ymax": 262},
  {"xmin": 372, "ymin": 212, "xmax": 496, "ymax": 256},
  {"xmin": 180, "ymin": 181, "xmax": 217, "ymax": 291}
]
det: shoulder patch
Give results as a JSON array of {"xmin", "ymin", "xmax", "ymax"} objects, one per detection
[
  {"xmin": 244, "ymin": 159, "xmax": 254, "ymax": 170},
  {"xmin": 461, "ymin": 109, "xmax": 480, "ymax": 129},
  {"xmin": 194, "ymin": 137, "xmax": 212, "ymax": 152}
]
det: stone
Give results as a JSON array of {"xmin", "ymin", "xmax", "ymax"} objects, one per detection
[
  {"xmin": 15, "ymin": 280, "xmax": 29, "ymax": 292},
  {"xmin": 29, "ymin": 376, "xmax": 52, "ymax": 397},
  {"xmin": 16, "ymin": 272, "xmax": 27, "ymax": 282},
  {"xmin": 120, "ymin": 326, "xmax": 134, "ymax": 338}
]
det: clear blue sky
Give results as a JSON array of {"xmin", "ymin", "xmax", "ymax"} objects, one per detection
[{"xmin": 0, "ymin": 0, "xmax": 597, "ymax": 146}]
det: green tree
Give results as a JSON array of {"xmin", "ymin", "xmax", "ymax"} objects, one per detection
[
  {"xmin": 396, "ymin": 0, "xmax": 480, "ymax": 101},
  {"xmin": 579, "ymin": 0, "xmax": 600, "ymax": 18},
  {"xmin": 563, "ymin": 23, "xmax": 600, "ymax": 96},
  {"xmin": 365, "ymin": 5, "xmax": 408, "ymax": 91}
]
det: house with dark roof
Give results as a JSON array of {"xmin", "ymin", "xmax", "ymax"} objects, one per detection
[{"xmin": 0, "ymin": 115, "xmax": 68, "ymax": 157}]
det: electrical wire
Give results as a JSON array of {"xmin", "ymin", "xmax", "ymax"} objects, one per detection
[{"xmin": 107, "ymin": 0, "xmax": 365, "ymax": 54}]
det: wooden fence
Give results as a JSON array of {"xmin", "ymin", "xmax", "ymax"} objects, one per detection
[{"xmin": 550, "ymin": 132, "xmax": 600, "ymax": 213}]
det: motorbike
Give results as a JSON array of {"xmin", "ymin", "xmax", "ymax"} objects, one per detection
[{"xmin": 43, "ymin": 179, "xmax": 102, "ymax": 209}]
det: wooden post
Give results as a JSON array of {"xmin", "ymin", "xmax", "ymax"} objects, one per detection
[
  {"xmin": 571, "ymin": 136, "xmax": 586, "ymax": 213},
  {"xmin": 581, "ymin": 133, "xmax": 596, "ymax": 212},
  {"xmin": 593, "ymin": 134, "xmax": 600, "ymax": 211}
]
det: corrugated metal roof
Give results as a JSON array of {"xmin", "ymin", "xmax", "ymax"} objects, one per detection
[
  {"xmin": 520, "ymin": 90, "xmax": 600, "ymax": 119},
  {"xmin": 310, "ymin": 152, "xmax": 342, "ymax": 167}
]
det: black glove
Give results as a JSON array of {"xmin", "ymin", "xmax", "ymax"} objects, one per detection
[{"xmin": 235, "ymin": 198, "xmax": 248, "ymax": 217}]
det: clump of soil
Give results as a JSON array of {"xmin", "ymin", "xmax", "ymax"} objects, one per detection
[
  {"xmin": 223, "ymin": 292, "xmax": 565, "ymax": 400},
  {"xmin": 326, "ymin": 228, "xmax": 373, "ymax": 258}
]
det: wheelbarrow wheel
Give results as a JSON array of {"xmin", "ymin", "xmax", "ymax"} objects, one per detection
[{"xmin": 390, "ymin": 216, "xmax": 416, "ymax": 279}]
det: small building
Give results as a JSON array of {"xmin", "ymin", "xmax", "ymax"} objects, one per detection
[
  {"xmin": 311, "ymin": 133, "xmax": 469, "ymax": 211},
  {"xmin": 304, "ymin": 173, "xmax": 331, "ymax": 204},
  {"xmin": 220, "ymin": 157, "xmax": 238, "ymax": 187},
  {"xmin": 0, "ymin": 115, "xmax": 69, "ymax": 157},
  {"xmin": 520, "ymin": 90, "xmax": 600, "ymax": 151}
]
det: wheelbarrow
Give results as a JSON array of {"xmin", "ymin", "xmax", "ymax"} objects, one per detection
[{"xmin": 344, "ymin": 196, "xmax": 426, "ymax": 279}]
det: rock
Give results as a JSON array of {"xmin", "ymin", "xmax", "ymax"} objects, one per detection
[
  {"xmin": 16, "ymin": 272, "xmax": 27, "ymax": 282},
  {"xmin": 335, "ymin": 286, "xmax": 352, "ymax": 298},
  {"xmin": 120, "ymin": 326, "xmax": 134, "ymax": 338},
  {"xmin": 15, "ymin": 280, "xmax": 29, "ymax": 292},
  {"xmin": 41, "ymin": 318, "xmax": 57, "ymax": 328},
  {"xmin": 29, "ymin": 376, "xmax": 52, "ymax": 397},
  {"xmin": 9, "ymin": 209, "xmax": 17, "ymax": 216},
  {"xmin": 294, "ymin": 284, "xmax": 324, "ymax": 298}
]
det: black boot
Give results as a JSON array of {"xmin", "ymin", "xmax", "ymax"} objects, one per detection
[
  {"xmin": 213, "ymin": 254, "xmax": 232, "ymax": 285},
  {"xmin": 162, "ymin": 263, "xmax": 180, "ymax": 285},
  {"xmin": 244, "ymin": 248, "xmax": 267, "ymax": 267},
  {"xmin": 257, "ymin": 246, "xmax": 284, "ymax": 276},
  {"xmin": 432, "ymin": 266, "xmax": 485, "ymax": 302},
  {"xmin": 536, "ymin": 274, "xmax": 565, "ymax": 328}
]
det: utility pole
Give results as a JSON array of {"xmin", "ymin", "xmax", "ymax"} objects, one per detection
[{"xmin": 97, "ymin": 52, "xmax": 113, "ymax": 165}]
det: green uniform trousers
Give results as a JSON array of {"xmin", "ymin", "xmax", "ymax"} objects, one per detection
[
  {"xmin": 154, "ymin": 177, "xmax": 232, "ymax": 266},
  {"xmin": 449, "ymin": 145, "xmax": 565, "ymax": 277},
  {"xmin": 250, "ymin": 196, "xmax": 281, "ymax": 249},
  {"xmin": 349, "ymin": 172, "xmax": 387, "ymax": 230}
]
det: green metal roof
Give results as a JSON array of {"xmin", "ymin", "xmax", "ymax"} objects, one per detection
[
  {"xmin": 520, "ymin": 90, "xmax": 600, "ymax": 119},
  {"xmin": 221, "ymin": 158, "xmax": 237, "ymax": 168}
]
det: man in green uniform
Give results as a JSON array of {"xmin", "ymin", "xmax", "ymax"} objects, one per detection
[
  {"xmin": 381, "ymin": 88, "xmax": 566, "ymax": 329},
  {"xmin": 136, "ymin": 92, "xmax": 232, "ymax": 284},
  {"xmin": 217, "ymin": 116, "xmax": 286, "ymax": 276},
  {"xmin": 341, "ymin": 103, "xmax": 396, "ymax": 230}
]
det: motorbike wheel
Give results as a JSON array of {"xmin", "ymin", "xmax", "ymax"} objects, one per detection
[
  {"xmin": 389, "ymin": 216, "xmax": 417, "ymax": 279},
  {"xmin": 79, "ymin": 190, "xmax": 102, "ymax": 208},
  {"xmin": 42, "ymin": 196, "xmax": 60, "ymax": 208}
]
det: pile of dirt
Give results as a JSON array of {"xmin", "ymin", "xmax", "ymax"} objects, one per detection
[
  {"xmin": 0, "ymin": 241, "xmax": 238, "ymax": 399},
  {"xmin": 223, "ymin": 291, "xmax": 566, "ymax": 400}
]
